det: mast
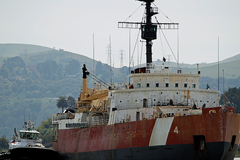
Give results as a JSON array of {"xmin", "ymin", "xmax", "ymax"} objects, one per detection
[
  {"xmin": 218, "ymin": 37, "xmax": 219, "ymax": 94},
  {"xmin": 143, "ymin": 0, "xmax": 156, "ymax": 67},
  {"xmin": 93, "ymin": 33, "xmax": 95, "ymax": 73},
  {"xmin": 118, "ymin": 0, "xmax": 178, "ymax": 69}
]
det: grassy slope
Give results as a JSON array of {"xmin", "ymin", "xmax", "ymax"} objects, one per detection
[
  {"xmin": 0, "ymin": 43, "xmax": 98, "ymax": 69},
  {"xmin": 24, "ymin": 49, "xmax": 95, "ymax": 67},
  {"xmin": 0, "ymin": 43, "xmax": 52, "ymax": 66},
  {"xmin": 0, "ymin": 43, "xmax": 52, "ymax": 57}
]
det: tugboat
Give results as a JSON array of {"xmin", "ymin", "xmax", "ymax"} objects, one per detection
[
  {"xmin": 1, "ymin": 119, "xmax": 59, "ymax": 160},
  {"xmin": 52, "ymin": 0, "xmax": 240, "ymax": 159}
]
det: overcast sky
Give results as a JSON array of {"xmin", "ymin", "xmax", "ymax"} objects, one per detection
[{"xmin": 0, "ymin": 0, "xmax": 239, "ymax": 67}]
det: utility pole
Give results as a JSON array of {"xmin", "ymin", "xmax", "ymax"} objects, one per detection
[{"xmin": 119, "ymin": 49, "xmax": 125, "ymax": 68}]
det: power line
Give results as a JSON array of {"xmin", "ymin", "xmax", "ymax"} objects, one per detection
[{"xmin": 119, "ymin": 49, "xmax": 125, "ymax": 68}]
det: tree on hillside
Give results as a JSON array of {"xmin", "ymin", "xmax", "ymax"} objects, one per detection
[
  {"xmin": 64, "ymin": 59, "xmax": 80, "ymax": 76},
  {"xmin": 95, "ymin": 61, "xmax": 112, "ymax": 83},
  {"xmin": 56, "ymin": 96, "xmax": 68, "ymax": 112},
  {"xmin": 37, "ymin": 116, "xmax": 53, "ymax": 147},
  {"xmin": 0, "ymin": 136, "xmax": 9, "ymax": 151},
  {"xmin": 0, "ymin": 56, "xmax": 25, "ymax": 72},
  {"xmin": 220, "ymin": 87, "xmax": 240, "ymax": 113},
  {"xmin": 67, "ymin": 96, "xmax": 76, "ymax": 109},
  {"xmin": 0, "ymin": 67, "xmax": 11, "ymax": 79},
  {"xmin": 36, "ymin": 60, "xmax": 63, "ymax": 80}
]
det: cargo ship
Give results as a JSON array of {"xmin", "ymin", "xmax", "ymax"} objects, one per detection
[{"xmin": 52, "ymin": 0, "xmax": 240, "ymax": 159}]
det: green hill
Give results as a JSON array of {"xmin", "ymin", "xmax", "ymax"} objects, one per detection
[
  {"xmin": 0, "ymin": 44, "xmax": 52, "ymax": 67},
  {"xmin": 0, "ymin": 43, "xmax": 97, "ymax": 69},
  {"xmin": 24, "ymin": 49, "xmax": 95, "ymax": 68},
  {"xmin": 181, "ymin": 59, "xmax": 240, "ymax": 79}
]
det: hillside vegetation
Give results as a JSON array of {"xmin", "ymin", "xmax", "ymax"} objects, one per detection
[{"xmin": 0, "ymin": 55, "xmax": 124, "ymax": 137}]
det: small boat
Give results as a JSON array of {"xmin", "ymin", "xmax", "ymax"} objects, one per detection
[{"xmin": 1, "ymin": 119, "xmax": 59, "ymax": 160}]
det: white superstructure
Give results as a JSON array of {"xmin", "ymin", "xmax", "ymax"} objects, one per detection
[{"xmin": 52, "ymin": 63, "xmax": 220, "ymax": 131}]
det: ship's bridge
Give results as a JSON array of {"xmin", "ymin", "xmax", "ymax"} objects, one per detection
[
  {"xmin": 110, "ymin": 63, "xmax": 219, "ymax": 112},
  {"xmin": 129, "ymin": 63, "xmax": 200, "ymax": 90}
]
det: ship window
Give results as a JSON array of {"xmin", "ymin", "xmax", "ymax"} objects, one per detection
[
  {"xmin": 146, "ymin": 83, "xmax": 150, "ymax": 88},
  {"xmin": 175, "ymin": 83, "xmax": 179, "ymax": 88},
  {"xmin": 165, "ymin": 83, "xmax": 169, "ymax": 87},
  {"xmin": 137, "ymin": 83, "xmax": 141, "ymax": 88},
  {"xmin": 143, "ymin": 99, "xmax": 148, "ymax": 108},
  {"xmin": 136, "ymin": 112, "xmax": 140, "ymax": 121},
  {"xmin": 184, "ymin": 83, "xmax": 187, "ymax": 88},
  {"xmin": 192, "ymin": 84, "xmax": 196, "ymax": 88},
  {"xmin": 20, "ymin": 132, "xmax": 38, "ymax": 140},
  {"xmin": 156, "ymin": 82, "xmax": 159, "ymax": 87}
]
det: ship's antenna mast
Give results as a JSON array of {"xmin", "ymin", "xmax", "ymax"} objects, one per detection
[
  {"xmin": 109, "ymin": 35, "xmax": 112, "ymax": 86},
  {"xmin": 218, "ymin": 37, "xmax": 219, "ymax": 95},
  {"xmin": 118, "ymin": 0, "xmax": 179, "ymax": 69},
  {"xmin": 223, "ymin": 69, "xmax": 225, "ymax": 106},
  {"xmin": 24, "ymin": 108, "xmax": 25, "ymax": 123},
  {"xmin": 93, "ymin": 33, "xmax": 95, "ymax": 73},
  {"xmin": 129, "ymin": 29, "xmax": 131, "ymax": 83}
]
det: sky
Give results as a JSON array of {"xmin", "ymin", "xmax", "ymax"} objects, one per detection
[{"xmin": 0, "ymin": 0, "xmax": 239, "ymax": 68}]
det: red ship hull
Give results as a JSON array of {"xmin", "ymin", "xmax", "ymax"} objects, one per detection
[{"xmin": 53, "ymin": 107, "xmax": 240, "ymax": 160}]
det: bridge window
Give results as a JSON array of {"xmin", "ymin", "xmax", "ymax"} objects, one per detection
[
  {"xmin": 143, "ymin": 99, "xmax": 148, "ymax": 108},
  {"xmin": 184, "ymin": 83, "xmax": 188, "ymax": 88},
  {"xmin": 137, "ymin": 83, "xmax": 141, "ymax": 88},
  {"xmin": 165, "ymin": 83, "xmax": 169, "ymax": 87},
  {"xmin": 192, "ymin": 84, "xmax": 196, "ymax": 88},
  {"xmin": 146, "ymin": 83, "xmax": 150, "ymax": 88},
  {"xmin": 136, "ymin": 112, "xmax": 140, "ymax": 121},
  {"xmin": 175, "ymin": 83, "xmax": 179, "ymax": 88}
]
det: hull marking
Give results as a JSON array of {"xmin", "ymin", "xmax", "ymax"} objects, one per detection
[{"xmin": 149, "ymin": 117, "xmax": 174, "ymax": 146}]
